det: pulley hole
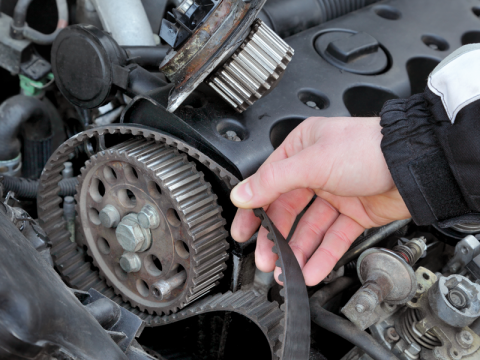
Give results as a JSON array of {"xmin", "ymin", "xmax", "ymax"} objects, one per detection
[
  {"xmin": 124, "ymin": 165, "xmax": 139, "ymax": 182},
  {"xmin": 473, "ymin": 6, "xmax": 480, "ymax": 17},
  {"xmin": 136, "ymin": 279, "xmax": 150, "ymax": 297},
  {"xmin": 115, "ymin": 264, "xmax": 128, "ymax": 280},
  {"xmin": 175, "ymin": 240, "xmax": 190, "ymax": 259},
  {"xmin": 373, "ymin": 5, "xmax": 401, "ymax": 20},
  {"xmin": 411, "ymin": 297, "xmax": 418, "ymax": 304},
  {"xmin": 103, "ymin": 166, "xmax": 117, "ymax": 183},
  {"xmin": 90, "ymin": 178, "xmax": 105, "ymax": 202},
  {"xmin": 423, "ymin": 273, "xmax": 430, "ymax": 280},
  {"xmin": 270, "ymin": 118, "xmax": 305, "ymax": 149},
  {"xmin": 421, "ymin": 35, "xmax": 449, "ymax": 51},
  {"xmin": 298, "ymin": 89, "xmax": 329, "ymax": 110},
  {"xmin": 145, "ymin": 255, "xmax": 163, "ymax": 276},
  {"xmin": 462, "ymin": 31, "xmax": 480, "ymax": 45},
  {"xmin": 89, "ymin": 207, "xmax": 101, "ymax": 225},
  {"xmin": 97, "ymin": 237, "xmax": 110, "ymax": 255},
  {"xmin": 148, "ymin": 181, "xmax": 162, "ymax": 198},
  {"xmin": 167, "ymin": 208, "xmax": 182, "ymax": 227},
  {"xmin": 118, "ymin": 189, "xmax": 137, "ymax": 208}
]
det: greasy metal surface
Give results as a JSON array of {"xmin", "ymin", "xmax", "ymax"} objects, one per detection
[
  {"xmin": 254, "ymin": 208, "xmax": 310, "ymax": 360},
  {"xmin": 76, "ymin": 138, "xmax": 229, "ymax": 314},
  {"xmin": 161, "ymin": 0, "xmax": 267, "ymax": 111},
  {"xmin": 396, "ymin": 268, "xmax": 480, "ymax": 360}
]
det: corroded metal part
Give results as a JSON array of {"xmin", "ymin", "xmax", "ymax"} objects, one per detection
[
  {"xmin": 160, "ymin": 0, "xmax": 267, "ymax": 112},
  {"xmin": 76, "ymin": 137, "xmax": 230, "ymax": 314},
  {"xmin": 395, "ymin": 268, "xmax": 480, "ymax": 360},
  {"xmin": 37, "ymin": 125, "xmax": 307, "ymax": 360}
]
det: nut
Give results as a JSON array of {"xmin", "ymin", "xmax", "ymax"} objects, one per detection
[
  {"xmin": 99, "ymin": 204, "xmax": 121, "ymax": 228},
  {"xmin": 116, "ymin": 213, "xmax": 152, "ymax": 252},
  {"xmin": 385, "ymin": 327, "xmax": 400, "ymax": 343},
  {"xmin": 119, "ymin": 252, "xmax": 142, "ymax": 273},
  {"xmin": 137, "ymin": 204, "xmax": 161, "ymax": 229}
]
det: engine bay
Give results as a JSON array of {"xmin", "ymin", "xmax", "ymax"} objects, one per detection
[{"xmin": 1, "ymin": 0, "xmax": 480, "ymax": 359}]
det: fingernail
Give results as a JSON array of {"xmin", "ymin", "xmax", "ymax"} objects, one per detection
[{"xmin": 231, "ymin": 180, "xmax": 253, "ymax": 205}]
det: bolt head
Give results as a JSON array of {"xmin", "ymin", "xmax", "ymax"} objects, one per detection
[
  {"xmin": 99, "ymin": 204, "xmax": 121, "ymax": 228},
  {"xmin": 116, "ymin": 214, "xmax": 151, "ymax": 252},
  {"xmin": 355, "ymin": 304, "xmax": 365, "ymax": 313},
  {"xmin": 456, "ymin": 330, "xmax": 474, "ymax": 348},
  {"xmin": 119, "ymin": 252, "xmax": 141, "ymax": 273},
  {"xmin": 137, "ymin": 204, "xmax": 160, "ymax": 229}
]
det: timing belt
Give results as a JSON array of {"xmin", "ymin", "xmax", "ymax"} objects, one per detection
[{"xmin": 37, "ymin": 124, "xmax": 310, "ymax": 360}]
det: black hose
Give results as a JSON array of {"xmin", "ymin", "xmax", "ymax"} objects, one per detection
[
  {"xmin": 259, "ymin": 0, "xmax": 380, "ymax": 38},
  {"xmin": 310, "ymin": 301, "xmax": 400, "ymax": 360},
  {"xmin": 334, "ymin": 219, "xmax": 411, "ymax": 270},
  {"xmin": 311, "ymin": 277, "xmax": 356, "ymax": 307},
  {"xmin": 11, "ymin": 0, "xmax": 68, "ymax": 44},
  {"xmin": 0, "ymin": 95, "xmax": 52, "ymax": 161},
  {"xmin": 1, "ymin": 176, "xmax": 78, "ymax": 199}
]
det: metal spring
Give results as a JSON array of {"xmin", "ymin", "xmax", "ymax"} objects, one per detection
[{"xmin": 396, "ymin": 308, "xmax": 441, "ymax": 350}]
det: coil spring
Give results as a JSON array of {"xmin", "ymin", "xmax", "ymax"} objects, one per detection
[{"xmin": 396, "ymin": 308, "xmax": 441, "ymax": 350}]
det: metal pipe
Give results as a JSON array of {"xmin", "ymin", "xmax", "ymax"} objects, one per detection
[
  {"xmin": 334, "ymin": 219, "xmax": 411, "ymax": 270},
  {"xmin": 91, "ymin": 0, "xmax": 156, "ymax": 46}
]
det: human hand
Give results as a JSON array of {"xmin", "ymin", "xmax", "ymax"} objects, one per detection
[{"xmin": 230, "ymin": 116, "xmax": 411, "ymax": 286}]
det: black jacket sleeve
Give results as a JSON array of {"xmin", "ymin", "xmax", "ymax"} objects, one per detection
[{"xmin": 380, "ymin": 44, "xmax": 480, "ymax": 228}]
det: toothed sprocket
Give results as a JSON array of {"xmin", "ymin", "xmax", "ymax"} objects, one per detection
[{"xmin": 75, "ymin": 137, "xmax": 229, "ymax": 315}]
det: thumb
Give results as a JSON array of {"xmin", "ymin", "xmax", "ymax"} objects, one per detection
[{"xmin": 230, "ymin": 147, "xmax": 322, "ymax": 209}]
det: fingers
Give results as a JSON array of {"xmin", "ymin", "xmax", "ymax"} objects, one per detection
[
  {"xmin": 288, "ymin": 197, "xmax": 339, "ymax": 268},
  {"xmin": 231, "ymin": 208, "xmax": 262, "ymax": 243},
  {"xmin": 230, "ymin": 146, "xmax": 323, "ymax": 209},
  {"xmin": 302, "ymin": 214, "xmax": 364, "ymax": 286},
  {"xmin": 254, "ymin": 189, "xmax": 314, "ymax": 272}
]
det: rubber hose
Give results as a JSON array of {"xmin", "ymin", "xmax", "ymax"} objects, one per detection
[
  {"xmin": 311, "ymin": 277, "xmax": 356, "ymax": 307},
  {"xmin": 12, "ymin": 0, "xmax": 33, "ymax": 28},
  {"xmin": 259, "ymin": 0, "xmax": 380, "ymax": 38},
  {"xmin": 13, "ymin": 0, "xmax": 68, "ymax": 45},
  {"xmin": 0, "ymin": 95, "xmax": 53, "ymax": 161},
  {"xmin": 334, "ymin": 219, "xmax": 411, "ymax": 270},
  {"xmin": 1, "ymin": 176, "xmax": 78, "ymax": 199},
  {"xmin": 310, "ymin": 302, "xmax": 400, "ymax": 360}
]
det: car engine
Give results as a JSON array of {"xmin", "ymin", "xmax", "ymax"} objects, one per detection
[{"xmin": 0, "ymin": 0, "xmax": 480, "ymax": 359}]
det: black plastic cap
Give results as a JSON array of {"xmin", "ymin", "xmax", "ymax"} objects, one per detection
[{"xmin": 51, "ymin": 25, "xmax": 127, "ymax": 109}]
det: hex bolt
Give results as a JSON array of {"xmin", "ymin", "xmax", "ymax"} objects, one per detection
[
  {"xmin": 119, "ymin": 252, "xmax": 142, "ymax": 273},
  {"xmin": 99, "ymin": 204, "xmax": 121, "ymax": 228},
  {"xmin": 456, "ymin": 330, "xmax": 473, "ymax": 348},
  {"xmin": 404, "ymin": 342, "xmax": 421, "ymax": 359},
  {"xmin": 385, "ymin": 327, "xmax": 400, "ymax": 343},
  {"xmin": 151, "ymin": 270, "xmax": 187, "ymax": 300},
  {"xmin": 116, "ymin": 213, "xmax": 152, "ymax": 252},
  {"xmin": 137, "ymin": 204, "xmax": 161, "ymax": 229}
]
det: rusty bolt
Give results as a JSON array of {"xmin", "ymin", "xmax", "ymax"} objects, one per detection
[
  {"xmin": 116, "ymin": 213, "xmax": 152, "ymax": 252},
  {"xmin": 385, "ymin": 327, "xmax": 400, "ymax": 343}
]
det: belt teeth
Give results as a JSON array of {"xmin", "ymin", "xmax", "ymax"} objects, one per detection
[{"xmin": 207, "ymin": 19, "xmax": 294, "ymax": 113}]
